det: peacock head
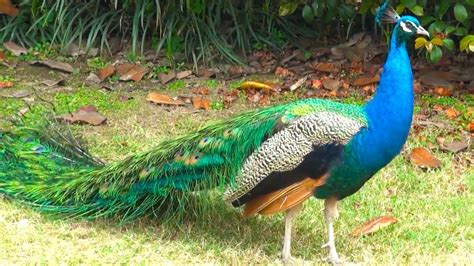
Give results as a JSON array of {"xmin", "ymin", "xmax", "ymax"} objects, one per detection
[{"xmin": 376, "ymin": 1, "xmax": 430, "ymax": 42}]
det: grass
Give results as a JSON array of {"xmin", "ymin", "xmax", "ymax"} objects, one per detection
[{"xmin": 0, "ymin": 70, "xmax": 473, "ymax": 264}]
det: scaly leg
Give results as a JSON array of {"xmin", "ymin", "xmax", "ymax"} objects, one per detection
[
  {"xmin": 281, "ymin": 203, "xmax": 302, "ymax": 262},
  {"xmin": 321, "ymin": 197, "xmax": 341, "ymax": 264}
]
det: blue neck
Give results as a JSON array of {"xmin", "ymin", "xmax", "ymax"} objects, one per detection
[{"xmin": 361, "ymin": 27, "xmax": 414, "ymax": 169}]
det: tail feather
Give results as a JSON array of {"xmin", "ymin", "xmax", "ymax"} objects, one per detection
[{"xmin": 0, "ymin": 106, "xmax": 284, "ymax": 221}]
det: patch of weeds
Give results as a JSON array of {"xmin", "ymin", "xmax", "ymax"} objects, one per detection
[
  {"xmin": 303, "ymin": 51, "xmax": 312, "ymax": 61},
  {"xmin": 150, "ymin": 65, "xmax": 171, "ymax": 79},
  {"xmin": 87, "ymin": 57, "xmax": 108, "ymax": 72},
  {"xmin": 18, "ymin": 42, "xmax": 56, "ymax": 61},
  {"xmin": 53, "ymin": 87, "xmax": 137, "ymax": 113},
  {"xmin": 205, "ymin": 79, "xmax": 220, "ymax": 89},
  {"xmin": 0, "ymin": 75, "xmax": 15, "ymax": 83},
  {"xmin": 210, "ymin": 100, "xmax": 224, "ymax": 110},
  {"xmin": 228, "ymin": 79, "xmax": 243, "ymax": 90},
  {"xmin": 127, "ymin": 52, "xmax": 140, "ymax": 62},
  {"xmin": 166, "ymin": 80, "xmax": 186, "ymax": 90}
]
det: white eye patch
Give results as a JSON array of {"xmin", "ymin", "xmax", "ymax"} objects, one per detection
[{"xmin": 400, "ymin": 21, "xmax": 417, "ymax": 33}]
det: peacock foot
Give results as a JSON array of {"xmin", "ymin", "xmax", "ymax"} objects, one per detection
[
  {"xmin": 321, "ymin": 242, "xmax": 343, "ymax": 265},
  {"xmin": 279, "ymin": 255, "xmax": 307, "ymax": 266}
]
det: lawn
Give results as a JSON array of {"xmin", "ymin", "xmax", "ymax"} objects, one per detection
[{"xmin": 0, "ymin": 64, "xmax": 473, "ymax": 265}]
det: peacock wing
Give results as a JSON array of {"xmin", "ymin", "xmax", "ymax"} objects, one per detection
[{"xmin": 224, "ymin": 111, "xmax": 367, "ymax": 215}]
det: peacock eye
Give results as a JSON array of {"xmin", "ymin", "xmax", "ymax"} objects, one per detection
[{"xmin": 400, "ymin": 21, "xmax": 417, "ymax": 33}]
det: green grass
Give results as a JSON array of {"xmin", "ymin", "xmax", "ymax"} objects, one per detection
[{"xmin": 0, "ymin": 79, "xmax": 473, "ymax": 264}]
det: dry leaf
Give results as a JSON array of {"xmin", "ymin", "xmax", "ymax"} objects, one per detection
[
  {"xmin": 176, "ymin": 70, "xmax": 192, "ymax": 80},
  {"xmin": 191, "ymin": 96, "xmax": 210, "ymax": 111},
  {"xmin": 118, "ymin": 65, "xmax": 147, "ymax": 82},
  {"xmin": 314, "ymin": 62, "xmax": 339, "ymax": 73},
  {"xmin": 290, "ymin": 76, "xmax": 307, "ymax": 91},
  {"xmin": 223, "ymin": 90, "xmax": 239, "ymax": 108},
  {"xmin": 191, "ymin": 87, "xmax": 209, "ymax": 95},
  {"xmin": 310, "ymin": 79, "xmax": 322, "ymax": 89},
  {"xmin": 146, "ymin": 92, "xmax": 184, "ymax": 106},
  {"xmin": 409, "ymin": 147, "xmax": 441, "ymax": 168},
  {"xmin": 0, "ymin": 51, "xmax": 5, "ymax": 61},
  {"xmin": 353, "ymin": 74, "xmax": 380, "ymax": 86},
  {"xmin": 0, "ymin": 0, "xmax": 19, "ymax": 16},
  {"xmin": 240, "ymin": 81, "xmax": 273, "ymax": 91},
  {"xmin": 433, "ymin": 87, "xmax": 453, "ymax": 97},
  {"xmin": 32, "ymin": 60, "xmax": 74, "ymax": 73},
  {"xmin": 97, "ymin": 65, "xmax": 115, "ymax": 81},
  {"xmin": 3, "ymin": 41, "xmax": 27, "ymax": 56},
  {"xmin": 0, "ymin": 81, "xmax": 14, "ymax": 88},
  {"xmin": 351, "ymin": 216, "xmax": 398, "ymax": 236},
  {"xmin": 86, "ymin": 73, "xmax": 102, "ymax": 84},
  {"xmin": 196, "ymin": 67, "xmax": 215, "ymax": 78},
  {"xmin": 41, "ymin": 78, "xmax": 66, "ymax": 87},
  {"xmin": 275, "ymin": 67, "xmax": 294, "ymax": 78},
  {"xmin": 322, "ymin": 79, "xmax": 340, "ymax": 91},
  {"xmin": 57, "ymin": 105, "xmax": 107, "ymax": 126},
  {"xmin": 157, "ymin": 71, "xmax": 176, "ymax": 84},
  {"xmin": 115, "ymin": 63, "xmax": 135, "ymax": 76},
  {"xmin": 445, "ymin": 108, "xmax": 459, "ymax": 119},
  {"xmin": 440, "ymin": 141, "xmax": 468, "ymax": 153},
  {"xmin": 468, "ymin": 121, "xmax": 474, "ymax": 133}
]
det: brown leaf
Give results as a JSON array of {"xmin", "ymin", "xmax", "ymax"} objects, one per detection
[
  {"xmin": 351, "ymin": 216, "xmax": 398, "ymax": 237},
  {"xmin": 196, "ymin": 67, "xmax": 215, "ymax": 78},
  {"xmin": 176, "ymin": 70, "xmax": 193, "ymax": 80},
  {"xmin": 228, "ymin": 65, "xmax": 245, "ymax": 77},
  {"xmin": 223, "ymin": 90, "xmax": 239, "ymax": 108},
  {"xmin": 191, "ymin": 87, "xmax": 209, "ymax": 95},
  {"xmin": 0, "ymin": 51, "xmax": 5, "ymax": 61},
  {"xmin": 0, "ymin": 80, "xmax": 14, "ymax": 88},
  {"xmin": 157, "ymin": 71, "xmax": 176, "ymax": 84},
  {"xmin": 85, "ymin": 73, "xmax": 102, "ymax": 84},
  {"xmin": 32, "ymin": 60, "xmax": 74, "ymax": 73},
  {"xmin": 314, "ymin": 62, "xmax": 339, "ymax": 73},
  {"xmin": 146, "ymin": 92, "xmax": 184, "ymax": 106},
  {"xmin": 409, "ymin": 147, "xmax": 441, "ymax": 168},
  {"xmin": 3, "ymin": 41, "xmax": 27, "ymax": 56},
  {"xmin": 118, "ymin": 65, "xmax": 147, "ymax": 82},
  {"xmin": 353, "ymin": 74, "xmax": 380, "ymax": 86},
  {"xmin": 445, "ymin": 108, "xmax": 459, "ymax": 119},
  {"xmin": 433, "ymin": 87, "xmax": 453, "ymax": 97},
  {"xmin": 310, "ymin": 79, "xmax": 322, "ymax": 90},
  {"xmin": 290, "ymin": 76, "xmax": 308, "ymax": 91},
  {"xmin": 97, "ymin": 65, "xmax": 115, "ymax": 81},
  {"xmin": 275, "ymin": 67, "xmax": 294, "ymax": 78},
  {"xmin": 41, "ymin": 78, "xmax": 66, "ymax": 87},
  {"xmin": 57, "ymin": 105, "xmax": 106, "ymax": 126},
  {"xmin": 191, "ymin": 96, "xmax": 210, "ymax": 111},
  {"xmin": 0, "ymin": 0, "xmax": 19, "ymax": 16},
  {"xmin": 468, "ymin": 121, "xmax": 474, "ymax": 133},
  {"xmin": 440, "ymin": 141, "xmax": 469, "ymax": 153},
  {"xmin": 115, "ymin": 63, "xmax": 135, "ymax": 76},
  {"xmin": 322, "ymin": 79, "xmax": 340, "ymax": 91}
]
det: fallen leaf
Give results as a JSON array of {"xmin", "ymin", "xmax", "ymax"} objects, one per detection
[
  {"xmin": 176, "ymin": 70, "xmax": 193, "ymax": 80},
  {"xmin": 275, "ymin": 66, "xmax": 294, "ymax": 78},
  {"xmin": 191, "ymin": 87, "xmax": 209, "ymax": 95},
  {"xmin": 57, "ymin": 105, "xmax": 107, "ymax": 126},
  {"xmin": 445, "ymin": 108, "xmax": 459, "ymax": 119},
  {"xmin": 191, "ymin": 96, "xmax": 210, "ymax": 111},
  {"xmin": 196, "ymin": 67, "xmax": 216, "ymax": 78},
  {"xmin": 440, "ymin": 141, "xmax": 469, "ymax": 153},
  {"xmin": 228, "ymin": 65, "xmax": 245, "ymax": 77},
  {"xmin": 118, "ymin": 65, "xmax": 147, "ymax": 82},
  {"xmin": 32, "ymin": 60, "xmax": 74, "ymax": 73},
  {"xmin": 409, "ymin": 147, "xmax": 441, "ymax": 169},
  {"xmin": 0, "ymin": 51, "xmax": 5, "ymax": 61},
  {"xmin": 97, "ymin": 65, "xmax": 115, "ymax": 81},
  {"xmin": 146, "ymin": 92, "xmax": 184, "ymax": 106},
  {"xmin": 3, "ymin": 41, "xmax": 27, "ymax": 56},
  {"xmin": 310, "ymin": 79, "xmax": 322, "ymax": 89},
  {"xmin": 0, "ymin": 81, "xmax": 14, "ymax": 88},
  {"xmin": 433, "ymin": 87, "xmax": 453, "ymax": 97},
  {"xmin": 290, "ymin": 76, "xmax": 308, "ymax": 91},
  {"xmin": 468, "ymin": 121, "xmax": 474, "ymax": 133},
  {"xmin": 115, "ymin": 63, "xmax": 134, "ymax": 76},
  {"xmin": 0, "ymin": 0, "xmax": 19, "ymax": 16},
  {"xmin": 322, "ymin": 79, "xmax": 340, "ymax": 91},
  {"xmin": 41, "ymin": 78, "xmax": 66, "ymax": 87},
  {"xmin": 351, "ymin": 216, "xmax": 398, "ymax": 236},
  {"xmin": 239, "ymin": 81, "xmax": 273, "ymax": 91},
  {"xmin": 86, "ymin": 73, "xmax": 102, "ymax": 84},
  {"xmin": 353, "ymin": 74, "xmax": 380, "ymax": 86},
  {"xmin": 314, "ymin": 62, "xmax": 339, "ymax": 73},
  {"xmin": 223, "ymin": 90, "xmax": 239, "ymax": 108},
  {"xmin": 157, "ymin": 71, "xmax": 176, "ymax": 84}
]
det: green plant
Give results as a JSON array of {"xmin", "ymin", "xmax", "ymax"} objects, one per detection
[
  {"xmin": 87, "ymin": 57, "xmax": 107, "ymax": 71},
  {"xmin": 166, "ymin": 80, "xmax": 186, "ymax": 90}
]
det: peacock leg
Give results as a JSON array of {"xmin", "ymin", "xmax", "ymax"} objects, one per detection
[
  {"xmin": 321, "ymin": 197, "xmax": 341, "ymax": 264},
  {"xmin": 281, "ymin": 203, "xmax": 303, "ymax": 262}
]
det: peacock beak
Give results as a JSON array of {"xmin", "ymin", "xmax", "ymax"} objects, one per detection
[{"xmin": 416, "ymin": 26, "xmax": 430, "ymax": 37}]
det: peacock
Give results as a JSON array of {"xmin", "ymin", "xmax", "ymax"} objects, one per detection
[{"xmin": 0, "ymin": 2, "xmax": 429, "ymax": 264}]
